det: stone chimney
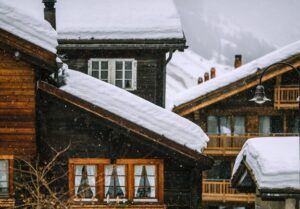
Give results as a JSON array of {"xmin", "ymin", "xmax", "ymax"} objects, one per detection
[
  {"xmin": 234, "ymin": 54, "xmax": 242, "ymax": 68},
  {"xmin": 210, "ymin": 67, "xmax": 216, "ymax": 79},
  {"xmin": 43, "ymin": 0, "xmax": 57, "ymax": 29},
  {"xmin": 198, "ymin": 77, "xmax": 203, "ymax": 84},
  {"xmin": 204, "ymin": 72, "xmax": 209, "ymax": 82}
]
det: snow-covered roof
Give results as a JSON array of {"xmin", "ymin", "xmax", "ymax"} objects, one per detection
[
  {"xmin": 56, "ymin": 0, "xmax": 183, "ymax": 40},
  {"xmin": 173, "ymin": 40, "xmax": 300, "ymax": 108},
  {"xmin": 166, "ymin": 50, "xmax": 232, "ymax": 109},
  {"xmin": 59, "ymin": 68, "xmax": 208, "ymax": 153},
  {"xmin": 0, "ymin": 0, "xmax": 57, "ymax": 53},
  {"xmin": 232, "ymin": 137, "xmax": 300, "ymax": 190}
]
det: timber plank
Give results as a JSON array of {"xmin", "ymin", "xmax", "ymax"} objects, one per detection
[
  {"xmin": 0, "ymin": 134, "xmax": 35, "ymax": 140},
  {"xmin": 0, "ymin": 127, "xmax": 35, "ymax": 134}
]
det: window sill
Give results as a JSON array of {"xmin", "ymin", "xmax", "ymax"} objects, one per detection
[
  {"xmin": 73, "ymin": 198, "xmax": 99, "ymax": 202},
  {"xmin": 0, "ymin": 198, "xmax": 15, "ymax": 208}
]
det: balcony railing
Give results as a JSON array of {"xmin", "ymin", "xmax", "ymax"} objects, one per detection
[
  {"xmin": 205, "ymin": 133, "xmax": 298, "ymax": 156},
  {"xmin": 71, "ymin": 204, "xmax": 166, "ymax": 209},
  {"xmin": 274, "ymin": 85, "xmax": 299, "ymax": 109},
  {"xmin": 202, "ymin": 179, "xmax": 255, "ymax": 203}
]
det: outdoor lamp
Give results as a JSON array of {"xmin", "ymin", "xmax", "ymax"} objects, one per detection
[{"xmin": 249, "ymin": 84, "xmax": 271, "ymax": 104}]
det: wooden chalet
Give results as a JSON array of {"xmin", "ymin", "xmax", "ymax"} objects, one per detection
[
  {"xmin": 48, "ymin": 0, "xmax": 187, "ymax": 108},
  {"xmin": 0, "ymin": 1, "xmax": 213, "ymax": 209},
  {"xmin": 0, "ymin": 1, "xmax": 58, "ymax": 207},
  {"xmin": 172, "ymin": 42, "xmax": 300, "ymax": 209}
]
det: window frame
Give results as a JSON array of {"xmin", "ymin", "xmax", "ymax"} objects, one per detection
[
  {"xmin": 88, "ymin": 58, "xmax": 137, "ymax": 91},
  {"xmin": 0, "ymin": 155, "xmax": 13, "ymax": 198},
  {"xmin": 68, "ymin": 159, "xmax": 164, "ymax": 204}
]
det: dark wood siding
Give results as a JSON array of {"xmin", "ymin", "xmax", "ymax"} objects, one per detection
[
  {"xmin": 37, "ymin": 91, "xmax": 203, "ymax": 209},
  {"xmin": 58, "ymin": 49, "xmax": 166, "ymax": 107},
  {"xmin": 0, "ymin": 51, "xmax": 36, "ymax": 158}
]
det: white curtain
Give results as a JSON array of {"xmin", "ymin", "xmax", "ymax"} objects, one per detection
[
  {"xmin": 134, "ymin": 166, "xmax": 143, "ymax": 196},
  {"xmin": 259, "ymin": 116, "xmax": 271, "ymax": 134},
  {"xmin": 234, "ymin": 116, "xmax": 245, "ymax": 135},
  {"xmin": 220, "ymin": 116, "xmax": 231, "ymax": 135},
  {"xmin": 207, "ymin": 116, "xmax": 219, "ymax": 134}
]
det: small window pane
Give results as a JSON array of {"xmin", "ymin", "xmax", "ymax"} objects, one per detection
[
  {"xmin": 116, "ymin": 80, "xmax": 123, "ymax": 88},
  {"xmin": 233, "ymin": 116, "xmax": 245, "ymax": 135},
  {"xmin": 92, "ymin": 61, "xmax": 99, "ymax": 70},
  {"xmin": 75, "ymin": 165, "xmax": 96, "ymax": 199},
  {"xmin": 207, "ymin": 116, "xmax": 219, "ymax": 134},
  {"xmin": 116, "ymin": 71, "xmax": 123, "ymax": 79},
  {"xmin": 92, "ymin": 71, "xmax": 99, "ymax": 78},
  {"xmin": 125, "ymin": 61, "xmax": 132, "ymax": 70},
  {"xmin": 145, "ymin": 165, "xmax": 156, "ymax": 175},
  {"xmin": 101, "ymin": 61, "xmax": 108, "ymax": 70},
  {"xmin": 116, "ymin": 61, "xmax": 123, "ymax": 70},
  {"xmin": 125, "ymin": 71, "xmax": 132, "ymax": 79},
  {"xmin": 0, "ymin": 161, "xmax": 8, "ymax": 170},
  {"xmin": 101, "ymin": 71, "xmax": 108, "ymax": 80},
  {"xmin": 0, "ymin": 160, "xmax": 9, "ymax": 196},
  {"xmin": 125, "ymin": 80, "xmax": 132, "ymax": 89}
]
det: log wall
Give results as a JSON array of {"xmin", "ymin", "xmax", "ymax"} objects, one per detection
[{"xmin": 0, "ymin": 51, "xmax": 36, "ymax": 158}]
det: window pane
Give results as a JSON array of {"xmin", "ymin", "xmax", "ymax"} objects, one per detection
[
  {"xmin": 0, "ymin": 182, "xmax": 8, "ymax": 189},
  {"xmin": 288, "ymin": 116, "xmax": 300, "ymax": 133},
  {"xmin": 207, "ymin": 116, "xmax": 219, "ymax": 134},
  {"xmin": 101, "ymin": 71, "xmax": 108, "ymax": 80},
  {"xmin": 116, "ymin": 71, "xmax": 123, "ymax": 79},
  {"xmin": 259, "ymin": 116, "xmax": 271, "ymax": 134},
  {"xmin": 105, "ymin": 165, "xmax": 113, "ymax": 176},
  {"xmin": 0, "ymin": 188, "xmax": 8, "ymax": 194},
  {"xmin": 125, "ymin": 71, "xmax": 132, "ymax": 79},
  {"xmin": 92, "ymin": 71, "xmax": 99, "ymax": 78},
  {"xmin": 125, "ymin": 61, "xmax": 132, "ymax": 70},
  {"xmin": 116, "ymin": 61, "xmax": 123, "ymax": 70},
  {"xmin": 125, "ymin": 80, "xmax": 132, "ymax": 89},
  {"xmin": 116, "ymin": 80, "xmax": 123, "ymax": 88},
  {"xmin": 148, "ymin": 177, "xmax": 155, "ymax": 187},
  {"xmin": 101, "ymin": 61, "xmax": 108, "ymax": 70},
  {"xmin": 145, "ymin": 165, "xmax": 156, "ymax": 176},
  {"xmin": 134, "ymin": 166, "xmax": 143, "ymax": 175},
  {"xmin": 220, "ymin": 116, "xmax": 231, "ymax": 135},
  {"xmin": 0, "ymin": 161, "xmax": 8, "ymax": 170},
  {"xmin": 75, "ymin": 165, "xmax": 96, "ymax": 199},
  {"xmin": 104, "ymin": 165, "xmax": 126, "ymax": 198},
  {"xmin": 233, "ymin": 116, "xmax": 245, "ymax": 135},
  {"xmin": 271, "ymin": 116, "xmax": 283, "ymax": 133},
  {"xmin": 92, "ymin": 61, "xmax": 99, "ymax": 70},
  {"xmin": 116, "ymin": 165, "xmax": 125, "ymax": 175}
]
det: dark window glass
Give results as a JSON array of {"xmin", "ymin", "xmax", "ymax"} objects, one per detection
[{"xmin": 92, "ymin": 61, "xmax": 99, "ymax": 70}]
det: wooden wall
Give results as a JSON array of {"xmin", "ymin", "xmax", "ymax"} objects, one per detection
[
  {"xmin": 57, "ymin": 49, "xmax": 166, "ymax": 107},
  {"xmin": 0, "ymin": 51, "xmax": 36, "ymax": 158},
  {"xmin": 36, "ymin": 91, "xmax": 203, "ymax": 209}
]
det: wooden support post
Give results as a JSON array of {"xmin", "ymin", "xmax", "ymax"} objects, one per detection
[{"xmin": 190, "ymin": 168, "xmax": 202, "ymax": 209}]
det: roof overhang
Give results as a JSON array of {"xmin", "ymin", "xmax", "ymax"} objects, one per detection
[
  {"xmin": 58, "ymin": 38, "xmax": 187, "ymax": 51},
  {"xmin": 173, "ymin": 54, "xmax": 300, "ymax": 116},
  {"xmin": 0, "ymin": 29, "xmax": 57, "ymax": 72},
  {"xmin": 38, "ymin": 81, "xmax": 213, "ymax": 169},
  {"xmin": 231, "ymin": 158, "xmax": 300, "ymax": 200}
]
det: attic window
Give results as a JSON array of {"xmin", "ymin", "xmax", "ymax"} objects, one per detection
[{"xmin": 88, "ymin": 59, "xmax": 137, "ymax": 90}]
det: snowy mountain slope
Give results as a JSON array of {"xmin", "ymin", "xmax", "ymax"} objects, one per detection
[
  {"xmin": 166, "ymin": 49, "xmax": 232, "ymax": 109},
  {"xmin": 174, "ymin": 0, "xmax": 276, "ymax": 65}
]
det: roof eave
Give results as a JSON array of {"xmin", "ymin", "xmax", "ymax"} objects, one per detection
[{"xmin": 38, "ymin": 81, "xmax": 212, "ymax": 168}]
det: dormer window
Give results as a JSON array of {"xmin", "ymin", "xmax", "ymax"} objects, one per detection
[{"xmin": 88, "ymin": 59, "xmax": 137, "ymax": 90}]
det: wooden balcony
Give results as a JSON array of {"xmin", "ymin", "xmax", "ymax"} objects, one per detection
[
  {"xmin": 274, "ymin": 85, "xmax": 299, "ymax": 109},
  {"xmin": 71, "ymin": 203, "xmax": 166, "ymax": 209},
  {"xmin": 205, "ymin": 133, "xmax": 298, "ymax": 156},
  {"xmin": 202, "ymin": 179, "xmax": 255, "ymax": 203}
]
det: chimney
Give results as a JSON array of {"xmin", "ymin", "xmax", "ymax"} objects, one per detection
[
  {"xmin": 198, "ymin": 77, "xmax": 203, "ymax": 84},
  {"xmin": 204, "ymin": 72, "xmax": 209, "ymax": 82},
  {"xmin": 234, "ymin": 54, "xmax": 242, "ymax": 68},
  {"xmin": 43, "ymin": 0, "xmax": 56, "ymax": 29},
  {"xmin": 210, "ymin": 67, "xmax": 216, "ymax": 79}
]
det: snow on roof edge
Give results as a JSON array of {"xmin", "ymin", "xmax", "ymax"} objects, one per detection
[
  {"xmin": 232, "ymin": 137, "xmax": 300, "ymax": 190},
  {"xmin": 173, "ymin": 40, "xmax": 300, "ymax": 108},
  {"xmin": 0, "ymin": 1, "xmax": 58, "ymax": 53},
  {"xmin": 58, "ymin": 68, "xmax": 209, "ymax": 154}
]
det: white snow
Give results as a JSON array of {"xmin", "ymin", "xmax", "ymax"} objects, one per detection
[
  {"xmin": 59, "ymin": 68, "xmax": 208, "ymax": 153},
  {"xmin": 232, "ymin": 137, "xmax": 300, "ymax": 190},
  {"xmin": 0, "ymin": 0, "xmax": 57, "ymax": 53},
  {"xmin": 56, "ymin": 0, "xmax": 183, "ymax": 40},
  {"xmin": 173, "ymin": 40, "xmax": 300, "ymax": 108},
  {"xmin": 166, "ymin": 49, "xmax": 232, "ymax": 109}
]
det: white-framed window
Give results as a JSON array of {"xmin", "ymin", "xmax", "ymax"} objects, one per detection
[{"xmin": 88, "ymin": 59, "xmax": 137, "ymax": 90}]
